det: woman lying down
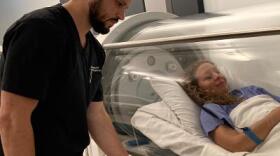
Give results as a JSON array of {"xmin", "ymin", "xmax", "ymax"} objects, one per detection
[{"xmin": 179, "ymin": 60, "xmax": 280, "ymax": 153}]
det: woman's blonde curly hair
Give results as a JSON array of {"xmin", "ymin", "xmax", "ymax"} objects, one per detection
[{"xmin": 178, "ymin": 60, "xmax": 241, "ymax": 106}]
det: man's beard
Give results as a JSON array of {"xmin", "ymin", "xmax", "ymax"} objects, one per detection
[
  {"xmin": 89, "ymin": 2, "xmax": 110, "ymax": 34},
  {"xmin": 89, "ymin": 12, "xmax": 109, "ymax": 34}
]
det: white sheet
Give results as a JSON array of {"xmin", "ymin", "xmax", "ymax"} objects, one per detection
[
  {"xmin": 200, "ymin": 94, "xmax": 280, "ymax": 156},
  {"xmin": 132, "ymin": 101, "xmax": 210, "ymax": 156},
  {"xmin": 131, "ymin": 101, "xmax": 247, "ymax": 156},
  {"xmin": 230, "ymin": 95, "xmax": 280, "ymax": 156},
  {"xmin": 201, "ymin": 144, "xmax": 247, "ymax": 156},
  {"xmin": 131, "ymin": 95, "xmax": 280, "ymax": 156}
]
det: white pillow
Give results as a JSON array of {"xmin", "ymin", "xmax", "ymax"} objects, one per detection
[
  {"xmin": 150, "ymin": 79, "xmax": 206, "ymax": 137},
  {"xmin": 131, "ymin": 79, "xmax": 217, "ymax": 156},
  {"xmin": 131, "ymin": 101, "xmax": 210, "ymax": 156}
]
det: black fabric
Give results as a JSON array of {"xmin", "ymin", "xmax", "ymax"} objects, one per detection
[
  {"xmin": 197, "ymin": 0, "xmax": 205, "ymax": 13},
  {"xmin": 0, "ymin": 139, "xmax": 3, "ymax": 156},
  {"xmin": 0, "ymin": 4, "xmax": 105, "ymax": 156}
]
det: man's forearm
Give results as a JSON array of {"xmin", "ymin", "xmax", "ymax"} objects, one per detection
[
  {"xmin": 87, "ymin": 104, "xmax": 128, "ymax": 156},
  {"xmin": 0, "ymin": 119, "xmax": 35, "ymax": 156}
]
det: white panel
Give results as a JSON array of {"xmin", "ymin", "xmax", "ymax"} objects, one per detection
[
  {"xmin": 204, "ymin": 0, "xmax": 278, "ymax": 12},
  {"xmin": 144, "ymin": 0, "xmax": 172, "ymax": 13},
  {"xmin": 0, "ymin": 0, "xmax": 59, "ymax": 44}
]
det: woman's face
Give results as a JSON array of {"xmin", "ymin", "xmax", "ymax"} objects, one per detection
[{"xmin": 195, "ymin": 62, "xmax": 229, "ymax": 95}]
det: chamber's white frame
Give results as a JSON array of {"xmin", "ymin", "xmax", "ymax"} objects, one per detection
[
  {"xmin": 97, "ymin": 12, "xmax": 177, "ymax": 44},
  {"xmin": 101, "ymin": 1, "xmax": 280, "ymax": 50},
  {"xmin": 204, "ymin": 0, "xmax": 278, "ymax": 12},
  {"xmin": 85, "ymin": 12, "xmax": 177, "ymax": 156},
  {"xmin": 86, "ymin": 2, "xmax": 280, "ymax": 156}
]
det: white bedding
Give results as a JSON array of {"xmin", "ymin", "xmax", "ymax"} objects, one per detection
[
  {"xmin": 230, "ymin": 95, "xmax": 280, "ymax": 156},
  {"xmin": 131, "ymin": 101, "xmax": 211, "ymax": 156},
  {"xmin": 202, "ymin": 94, "xmax": 280, "ymax": 156},
  {"xmin": 131, "ymin": 95, "xmax": 280, "ymax": 155},
  {"xmin": 131, "ymin": 101, "xmax": 247, "ymax": 156}
]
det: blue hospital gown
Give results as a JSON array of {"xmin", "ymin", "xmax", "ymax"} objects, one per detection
[{"xmin": 200, "ymin": 85, "xmax": 280, "ymax": 136}]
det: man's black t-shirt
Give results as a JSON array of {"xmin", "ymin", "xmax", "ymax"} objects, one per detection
[{"xmin": 0, "ymin": 4, "xmax": 105, "ymax": 156}]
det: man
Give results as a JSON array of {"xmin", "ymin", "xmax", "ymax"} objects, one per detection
[{"xmin": 0, "ymin": 0, "xmax": 132, "ymax": 156}]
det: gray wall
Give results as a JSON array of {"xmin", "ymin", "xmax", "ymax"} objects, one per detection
[
  {"xmin": 61, "ymin": 0, "xmax": 146, "ymax": 16},
  {"xmin": 127, "ymin": 0, "xmax": 202, "ymax": 17},
  {"xmin": 0, "ymin": 0, "xmax": 59, "ymax": 46},
  {"xmin": 126, "ymin": 0, "xmax": 145, "ymax": 16},
  {"xmin": 172, "ymin": 0, "xmax": 200, "ymax": 16},
  {"xmin": 143, "ymin": 0, "xmax": 201, "ymax": 16},
  {"xmin": 0, "ymin": 0, "xmax": 202, "ymax": 47}
]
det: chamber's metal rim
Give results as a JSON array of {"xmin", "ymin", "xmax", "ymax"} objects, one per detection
[{"xmin": 103, "ymin": 27, "xmax": 280, "ymax": 50}]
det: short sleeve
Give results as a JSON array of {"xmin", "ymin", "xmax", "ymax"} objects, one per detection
[
  {"xmin": 256, "ymin": 86, "xmax": 280, "ymax": 103},
  {"xmin": 1, "ymin": 19, "xmax": 61, "ymax": 100},
  {"xmin": 88, "ymin": 34, "xmax": 105, "ymax": 102},
  {"xmin": 0, "ymin": 54, "xmax": 5, "ymax": 88},
  {"xmin": 200, "ymin": 104, "xmax": 234, "ymax": 136},
  {"xmin": 92, "ymin": 82, "xmax": 103, "ymax": 102}
]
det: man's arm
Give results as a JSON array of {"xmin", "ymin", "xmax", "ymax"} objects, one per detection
[
  {"xmin": 210, "ymin": 107, "xmax": 280, "ymax": 152},
  {"xmin": 0, "ymin": 91, "xmax": 38, "ymax": 156},
  {"xmin": 87, "ymin": 101, "xmax": 128, "ymax": 156}
]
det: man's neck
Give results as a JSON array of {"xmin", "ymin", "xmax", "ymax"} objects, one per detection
[{"xmin": 63, "ymin": 0, "xmax": 91, "ymax": 47}]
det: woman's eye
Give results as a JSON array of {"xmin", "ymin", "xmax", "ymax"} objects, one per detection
[
  {"xmin": 204, "ymin": 76, "xmax": 212, "ymax": 80},
  {"xmin": 214, "ymin": 69, "xmax": 220, "ymax": 74}
]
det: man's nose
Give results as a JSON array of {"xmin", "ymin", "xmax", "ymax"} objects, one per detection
[{"xmin": 117, "ymin": 9, "xmax": 125, "ymax": 20}]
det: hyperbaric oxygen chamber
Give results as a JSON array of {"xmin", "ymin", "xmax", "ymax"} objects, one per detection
[{"xmin": 96, "ymin": 2, "xmax": 280, "ymax": 156}]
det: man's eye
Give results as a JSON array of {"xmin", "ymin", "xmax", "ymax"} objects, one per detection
[{"xmin": 118, "ymin": 0, "xmax": 124, "ymax": 7}]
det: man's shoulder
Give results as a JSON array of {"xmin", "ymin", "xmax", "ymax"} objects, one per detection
[
  {"xmin": 3, "ymin": 18, "xmax": 61, "ymax": 48},
  {"xmin": 11, "ymin": 4, "xmax": 67, "ymax": 33},
  {"xmin": 4, "ymin": 5, "xmax": 67, "ymax": 44},
  {"xmin": 24, "ymin": 5, "xmax": 62, "ymax": 21}
]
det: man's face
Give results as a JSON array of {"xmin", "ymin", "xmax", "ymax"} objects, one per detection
[{"xmin": 88, "ymin": 0, "xmax": 132, "ymax": 34}]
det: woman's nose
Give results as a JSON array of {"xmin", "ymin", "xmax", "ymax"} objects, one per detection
[{"xmin": 213, "ymin": 72, "xmax": 222, "ymax": 80}]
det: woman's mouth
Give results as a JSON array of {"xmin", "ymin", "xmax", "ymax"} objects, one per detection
[{"xmin": 216, "ymin": 80, "xmax": 226, "ymax": 87}]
